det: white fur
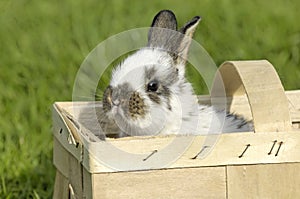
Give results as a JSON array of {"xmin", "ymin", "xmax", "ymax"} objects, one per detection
[{"xmin": 111, "ymin": 48, "xmax": 175, "ymax": 87}]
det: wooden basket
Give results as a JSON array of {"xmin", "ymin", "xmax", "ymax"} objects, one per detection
[{"xmin": 52, "ymin": 60, "xmax": 300, "ymax": 199}]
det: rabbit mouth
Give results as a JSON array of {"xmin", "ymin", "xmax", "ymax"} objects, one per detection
[{"xmin": 110, "ymin": 105, "xmax": 121, "ymax": 116}]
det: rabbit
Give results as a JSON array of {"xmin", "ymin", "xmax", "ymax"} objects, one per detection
[{"xmin": 99, "ymin": 10, "xmax": 253, "ymax": 137}]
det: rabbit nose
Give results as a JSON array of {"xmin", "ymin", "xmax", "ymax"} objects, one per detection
[
  {"xmin": 103, "ymin": 86, "xmax": 124, "ymax": 106},
  {"xmin": 112, "ymin": 99, "xmax": 120, "ymax": 106}
]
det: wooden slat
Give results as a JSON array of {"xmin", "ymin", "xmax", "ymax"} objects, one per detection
[
  {"xmin": 81, "ymin": 131, "xmax": 300, "ymax": 173},
  {"xmin": 53, "ymin": 138, "xmax": 84, "ymax": 198},
  {"xmin": 92, "ymin": 167, "xmax": 226, "ymax": 199},
  {"xmin": 227, "ymin": 163, "xmax": 300, "ymax": 198},
  {"xmin": 68, "ymin": 151, "xmax": 83, "ymax": 198},
  {"xmin": 199, "ymin": 90, "xmax": 300, "ymax": 124},
  {"xmin": 83, "ymin": 168, "xmax": 93, "ymax": 199},
  {"xmin": 286, "ymin": 90, "xmax": 300, "ymax": 123},
  {"xmin": 211, "ymin": 60, "xmax": 292, "ymax": 132},
  {"xmin": 52, "ymin": 104, "xmax": 82, "ymax": 161},
  {"xmin": 53, "ymin": 170, "xmax": 69, "ymax": 199},
  {"xmin": 53, "ymin": 138, "xmax": 70, "ymax": 178}
]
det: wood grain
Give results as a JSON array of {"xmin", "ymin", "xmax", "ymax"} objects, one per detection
[
  {"xmin": 53, "ymin": 171, "xmax": 69, "ymax": 199},
  {"xmin": 227, "ymin": 163, "xmax": 300, "ymax": 199},
  {"xmin": 91, "ymin": 167, "xmax": 226, "ymax": 199}
]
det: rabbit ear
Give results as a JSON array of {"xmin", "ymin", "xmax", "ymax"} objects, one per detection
[
  {"xmin": 179, "ymin": 16, "xmax": 201, "ymax": 39},
  {"xmin": 147, "ymin": 10, "xmax": 178, "ymax": 48},
  {"xmin": 177, "ymin": 16, "xmax": 201, "ymax": 64},
  {"xmin": 150, "ymin": 10, "xmax": 177, "ymax": 30},
  {"xmin": 148, "ymin": 10, "xmax": 201, "ymax": 65}
]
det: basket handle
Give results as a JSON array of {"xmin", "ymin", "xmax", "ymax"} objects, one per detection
[{"xmin": 211, "ymin": 60, "xmax": 292, "ymax": 132}]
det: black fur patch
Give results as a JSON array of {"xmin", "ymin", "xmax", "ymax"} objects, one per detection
[
  {"xmin": 148, "ymin": 92, "xmax": 161, "ymax": 104},
  {"xmin": 179, "ymin": 16, "xmax": 201, "ymax": 34}
]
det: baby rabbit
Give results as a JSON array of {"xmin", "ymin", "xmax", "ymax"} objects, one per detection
[{"xmin": 100, "ymin": 10, "xmax": 252, "ymax": 137}]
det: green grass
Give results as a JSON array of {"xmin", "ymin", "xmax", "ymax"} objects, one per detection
[{"xmin": 0, "ymin": 0, "xmax": 299, "ymax": 198}]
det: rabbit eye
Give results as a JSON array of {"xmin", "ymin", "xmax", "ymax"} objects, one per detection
[{"xmin": 147, "ymin": 80, "xmax": 159, "ymax": 92}]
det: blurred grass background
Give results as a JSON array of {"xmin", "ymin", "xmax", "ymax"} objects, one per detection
[{"xmin": 0, "ymin": 0, "xmax": 299, "ymax": 198}]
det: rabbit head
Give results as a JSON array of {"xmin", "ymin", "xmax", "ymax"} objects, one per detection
[{"xmin": 102, "ymin": 10, "xmax": 201, "ymax": 136}]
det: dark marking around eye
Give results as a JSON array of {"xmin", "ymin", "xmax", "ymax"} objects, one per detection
[
  {"xmin": 161, "ymin": 85, "xmax": 171, "ymax": 97},
  {"xmin": 167, "ymin": 104, "xmax": 172, "ymax": 111},
  {"xmin": 148, "ymin": 92, "xmax": 161, "ymax": 104},
  {"xmin": 145, "ymin": 67, "xmax": 157, "ymax": 80}
]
